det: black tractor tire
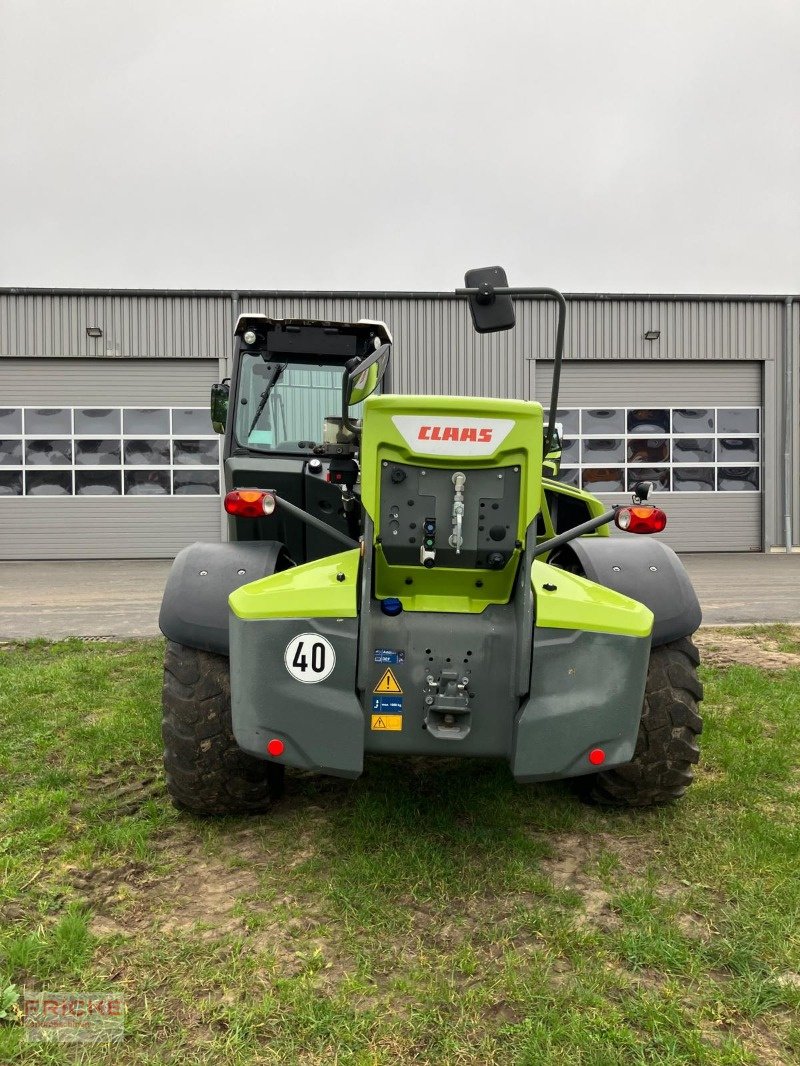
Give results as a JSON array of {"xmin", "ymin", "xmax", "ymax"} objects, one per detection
[
  {"xmin": 578, "ymin": 636, "xmax": 703, "ymax": 807},
  {"xmin": 162, "ymin": 640, "xmax": 284, "ymax": 815}
]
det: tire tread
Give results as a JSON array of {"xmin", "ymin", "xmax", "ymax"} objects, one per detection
[
  {"xmin": 162, "ymin": 640, "xmax": 283, "ymax": 815},
  {"xmin": 580, "ymin": 636, "xmax": 703, "ymax": 808}
]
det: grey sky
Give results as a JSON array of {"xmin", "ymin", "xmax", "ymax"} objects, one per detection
[{"xmin": 1, "ymin": 0, "xmax": 798, "ymax": 293}]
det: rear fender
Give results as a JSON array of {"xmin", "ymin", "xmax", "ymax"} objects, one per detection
[
  {"xmin": 550, "ymin": 537, "xmax": 701, "ymax": 646},
  {"xmin": 159, "ymin": 541, "xmax": 292, "ymax": 656}
]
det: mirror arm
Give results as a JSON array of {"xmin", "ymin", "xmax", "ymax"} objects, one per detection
[
  {"xmin": 533, "ymin": 506, "xmax": 618, "ymax": 559},
  {"xmin": 456, "ymin": 285, "xmax": 567, "ymax": 454}
]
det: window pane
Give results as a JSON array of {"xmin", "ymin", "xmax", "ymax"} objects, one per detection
[
  {"xmin": 0, "ymin": 471, "xmax": 23, "ymax": 496},
  {"xmin": 26, "ymin": 470, "xmax": 72, "ymax": 495},
  {"xmin": 173, "ymin": 470, "xmax": 220, "ymax": 495},
  {"xmin": 0, "ymin": 409, "xmax": 22, "ymax": 434},
  {"xmin": 627, "ymin": 467, "xmax": 670, "ymax": 491},
  {"xmin": 556, "ymin": 467, "xmax": 580, "ymax": 487},
  {"xmin": 582, "ymin": 409, "xmax": 624, "ymax": 434},
  {"xmin": 581, "ymin": 438, "xmax": 624, "ymax": 463},
  {"xmin": 673, "ymin": 438, "xmax": 715, "ymax": 462},
  {"xmin": 123, "ymin": 408, "xmax": 170, "ymax": 435},
  {"xmin": 718, "ymin": 467, "xmax": 759, "ymax": 491},
  {"xmin": 673, "ymin": 467, "xmax": 715, "ymax": 491},
  {"xmin": 75, "ymin": 439, "xmax": 121, "ymax": 465},
  {"xmin": 555, "ymin": 409, "xmax": 580, "ymax": 435},
  {"xmin": 123, "ymin": 439, "xmax": 170, "ymax": 465},
  {"xmin": 583, "ymin": 468, "xmax": 625, "ymax": 492},
  {"xmin": 717, "ymin": 408, "xmax": 759, "ymax": 434},
  {"xmin": 0, "ymin": 439, "xmax": 23, "ymax": 466},
  {"xmin": 75, "ymin": 470, "xmax": 122, "ymax": 496},
  {"xmin": 25, "ymin": 439, "xmax": 72, "ymax": 466},
  {"xmin": 718, "ymin": 437, "xmax": 759, "ymax": 462},
  {"xmin": 74, "ymin": 408, "xmax": 121, "ymax": 434},
  {"xmin": 172, "ymin": 408, "xmax": 212, "ymax": 434},
  {"xmin": 627, "ymin": 409, "xmax": 670, "ymax": 434},
  {"xmin": 560, "ymin": 438, "xmax": 580, "ymax": 463},
  {"xmin": 673, "ymin": 408, "xmax": 714, "ymax": 433},
  {"xmin": 124, "ymin": 469, "xmax": 170, "ymax": 495},
  {"xmin": 25, "ymin": 408, "xmax": 71, "ymax": 434},
  {"xmin": 172, "ymin": 439, "xmax": 219, "ymax": 465},
  {"xmin": 627, "ymin": 438, "xmax": 670, "ymax": 463}
]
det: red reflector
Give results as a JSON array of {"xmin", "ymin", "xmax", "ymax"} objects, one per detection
[
  {"xmin": 224, "ymin": 489, "xmax": 275, "ymax": 518},
  {"xmin": 614, "ymin": 505, "xmax": 667, "ymax": 534},
  {"xmin": 267, "ymin": 738, "xmax": 284, "ymax": 757},
  {"xmin": 588, "ymin": 748, "xmax": 606, "ymax": 766}
]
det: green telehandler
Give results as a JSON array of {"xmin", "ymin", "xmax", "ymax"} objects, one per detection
[{"xmin": 159, "ymin": 266, "xmax": 702, "ymax": 813}]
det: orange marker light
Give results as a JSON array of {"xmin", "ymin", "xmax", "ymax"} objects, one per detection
[
  {"xmin": 614, "ymin": 505, "xmax": 667, "ymax": 534},
  {"xmin": 267, "ymin": 738, "xmax": 285, "ymax": 757}
]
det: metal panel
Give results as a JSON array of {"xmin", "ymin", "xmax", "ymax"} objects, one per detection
[
  {"xmin": 523, "ymin": 298, "xmax": 780, "ymax": 361},
  {"xmin": 0, "ymin": 294, "xmax": 231, "ymax": 359},
  {"xmin": 0, "ymin": 358, "xmax": 218, "ymax": 405},
  {"xmin": 0, "ymin": 499, "xmax": 220, "ymax": 559},
  {"xmin": 1, "ymin": 290, "xmax": 781, "ymax": 372},
  {"xmin": 534, "ymin": 360, "xmax": 761, "ymax": 406}
]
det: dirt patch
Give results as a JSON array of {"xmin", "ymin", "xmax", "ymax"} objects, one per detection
[
  {"xmin": 69, "ymin": 827, "xmax": 266, "ymax": 939},
  {"xmin": 696, "ymin": 629, "xmax": 800, "ymax": 670},
  {"xmin": 675, "ymin": 910, "xmax": 714, "ymax": 942},
  {"xmin": 536, "ymin": 830, "xmax": 664, "ymax": 930},
  {"xmin": 539, "ymin": 840, "xmax": 616, "ymax": 928},
  {"xmin": 69, "ymin": 824, "xmax": 360, "ymax": 990}
]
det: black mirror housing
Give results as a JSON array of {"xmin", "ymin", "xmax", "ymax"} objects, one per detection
[
  {"xmin": 464, "ymin": 265, "xmax": 516, "ymax": 334},
  {"xmin": 210, "ymin": 381, "xmax": 229, "ymax": 434}
]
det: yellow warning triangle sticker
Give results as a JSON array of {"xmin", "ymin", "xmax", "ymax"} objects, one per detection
[
  {"xmin": 374, "ymin": 668, "xmax": 403, "ymax": 694},
  {"xmin": 374, "ymin": 716, "xmax": 386, "ymax": 729}
]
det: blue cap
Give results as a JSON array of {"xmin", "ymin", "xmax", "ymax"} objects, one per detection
[{"xmin": 381, "ymin": 597, "xmax": 403, "ymax": 616}]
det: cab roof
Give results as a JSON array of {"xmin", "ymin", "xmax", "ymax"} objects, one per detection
[{"xmin": 235, "ymin": 314, "xmax": 391, "ymax": 345}]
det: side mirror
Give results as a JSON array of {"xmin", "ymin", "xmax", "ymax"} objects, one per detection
[
  {"xmin": 542, "ymin": 421, "xmax": 562, "ymax": 478},
  {"xmin": 345, "ymin": 343, "xmax": 391, "ymax": 407},
  {"xmin": 210, "ymin": 381, "xmax": 229, "ymax": 434},
  {"xmin": 464, "ymin": 265, "xmax": 516, "ymax": 334}
]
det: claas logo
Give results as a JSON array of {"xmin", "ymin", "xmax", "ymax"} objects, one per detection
[{"xmin": 418, "ymin": 425, "xmax": 493, "ymax": 443}]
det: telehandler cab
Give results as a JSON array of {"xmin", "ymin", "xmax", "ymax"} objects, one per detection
[{"xmin": 159, "ymin": 267, "xmax": 702, "ymax": 813}]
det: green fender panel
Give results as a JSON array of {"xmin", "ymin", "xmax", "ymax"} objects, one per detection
[{"xmin": 532, "ymin": 560, "xmax": 653, "ymax": 637}]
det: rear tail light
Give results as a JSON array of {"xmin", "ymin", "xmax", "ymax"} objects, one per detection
[
  {"xmin": 224, "ymin": 489, "xmax": 276, "ymax": 518},
  {"xmin": 614, "ymin": 505, "xmax": 667, "ymax": 534}
]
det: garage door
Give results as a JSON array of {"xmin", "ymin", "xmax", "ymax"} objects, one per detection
[
  {"xmin": 535, "ymin": 360, "xmax": 762, "ymax": 552},
  {"xmin": 0, "ymin": 358, "xmax": 223, "ymax": 559}
]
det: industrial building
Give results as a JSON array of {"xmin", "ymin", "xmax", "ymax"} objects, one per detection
[{"xmin": 0, "ymin": 287, "xmax": 797, "ymax": 559}]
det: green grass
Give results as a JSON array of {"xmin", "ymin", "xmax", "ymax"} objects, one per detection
[{"xmin": 1, "ymin": 634, "xmax": 799, "ymax": 1064}]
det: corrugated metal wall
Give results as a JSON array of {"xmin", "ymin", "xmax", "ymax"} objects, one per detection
[
  {"xmin": 0, "ymin": 499, "xmax": 221, "ymax": 560},
  {"xmin": 1, "ymin": 290, "xmax": 784, "ymax": 369},
  {"xmin": 534, "ymin": 361, "xmax": 761, "ymax": 406},
  {"xmin": 0, "ymin": 357, "xmax": 218, "ymax": 405},
  {"xmin": 0, "ymin": 293, "xmax": 230, "ymax": 359}
]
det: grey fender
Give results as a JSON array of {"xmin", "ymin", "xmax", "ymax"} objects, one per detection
[
  {"xmin": 159, "ymin": 541, "xmax": 292, "ymax": 656},
  {"xmin": 551, "ymin": 536, "xmax": 702, "ymax": 646}
]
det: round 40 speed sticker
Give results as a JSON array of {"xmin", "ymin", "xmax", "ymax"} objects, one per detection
[{"xmin": 284, "ymin": 633, "xmax": 336, "ymax": 684}]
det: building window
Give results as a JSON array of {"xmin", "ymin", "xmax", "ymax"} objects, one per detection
[
  {"xmin": 0, "ymin": 407, "xmax": 220, "ymax": 497},
  {"xmin": 555, "ymin": 407, "xmax": 760, "ymax": 493}
]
